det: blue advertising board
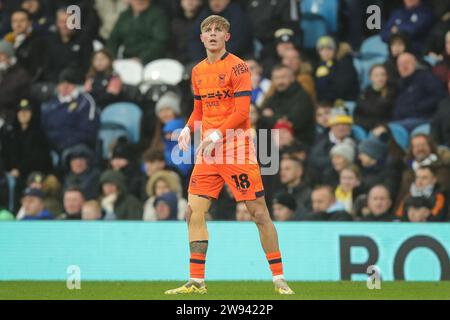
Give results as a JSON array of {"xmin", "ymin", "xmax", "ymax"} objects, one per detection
[{"xmin": 0, "ymin": 222, "xmax": 449, "ymax": 281}]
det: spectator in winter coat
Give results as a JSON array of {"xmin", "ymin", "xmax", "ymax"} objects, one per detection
[
  {"xmin": 358, "ymin": 136, "xmax": 402, "ymax": 200},
  {"xmin": 314, "ymin": 100, "xmax": 333, "ymax": 144},
  {"xmin": 109, "ymin": 139, "xmax": 142, "ymax": 199},
  {"xmin": 261, "ymin": 64, "xmax": 315, "ymax": 145},
  {"xmin": 84, "ymin": 49, "xmax": 122, "ymax": 109},
  {"xmin": 143, "ymin": 169, "xmax": 188, "ymax": 221},
  {"xmin": 396, "ymin": 133, "xmax": 450, "ymax": 207},
  {"xmin": 19, "ymin": 187, "xmax": 53, "ymax": 220},
  {"xmin": 392, "ymin": 53, "xmax": 446, "ymax": 131},
  {"xmin": 99, "ymin": 169, "xmax": 143, "ymax": 220},
  {"xmin": 43, "ymin": 8, "xmax": 93, "ymax": 83},
  {"xmin": 272, "ymin": 192, "xmax": 298, "ymax": 221},
  {"xmin": 63, "ymin": 144, "xmax": 101, "ymax": 200},
  {"xmin": 188, "ymin": 0, "xmax": 253, "ymax": 63},
  {"xmin": 322, "ymin": 140, "xmax": 356, "ymax": 188},
  {"xmin": 21, "ymin": 0, "xmax": 54, "ymax": 36},
  {"xmin": 302, "ymin": 185, "xmax": 353, "ymax": 221},
  {"xmin": 383, "ymin": 32, "xmax": 413, "ymax": 83},
  {"xmin": 3, "ymin": 9, "xmax": 46, "ymax": 81},
  {"xmin": 15, "ymin": 171, "xmax": 63, "ymax": 218},
  {"xmin": 170, "ymin": 0, "xmax": 204, "ymax": 64},
  {"xmin": 334, "ymin": 165, "xmax": 363, "ymax": 215},
  {"xmin": 354, "ymin": 64, "xmax": 396, "ymax": 132},
  {"xmin": 0, "ymin": 99, "xmax": 53, "ymax": 192},
  {"xmin": 94, "ymin": 0, "xmax": 128, "ymax": 41},
  {"xmin": 58, "ymin": 186, "xmax": 85, "ymax": 220},
  {"xmin": 41, "ymin": 68, "xmax": 100, "ymax": 154},
  {"xmin": 314, "ymin": 36, "xmax": 359, "ymax": 102},
  {"xmin": 0, "ymin": 40, "xmax": 31, "ymax": 123},
  {"xmin": 309, "ymin": 107, "xmax": 356, "ymax": 182},
  {"xmin": 244, "ymin": 0, "xmax": 298, "ymax": 52},
  {"xmin": 107, "ymin": 0, "xmax": 170, "ymax": 64},
  {"xmin": 355, "ymin": 185, "xmax": 395, "ymax": 221},
  {"xmin": 396, "ymin": 165, "xmax": 448, "ymax": 221},
  {"xmin": 153, "ymin": 192, "xmax": 179, "ymax": 221},
  {"xmin": 431, "ymin": 76, "xmax": 450, "ymax": 147},
  {"xmin": 381, "ymin": 0, "xmax": 434, "ymax": 54},
  {"xmin": 279, "ymin": 156, "xmax": 312, "ymax": 219}
]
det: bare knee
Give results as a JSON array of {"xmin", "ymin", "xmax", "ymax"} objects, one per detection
[{"xmin": 250, "ymin": 206, "xmax": 271, "ymax": 225}]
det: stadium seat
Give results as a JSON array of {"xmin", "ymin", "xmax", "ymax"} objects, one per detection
[
  {"xmin": 6, "ymin": 174, "xmax": 15, "ymax": 212},
  {"xmin": 360, "ymin": 35, "xmax": 389, "ymax": 59},
  {"xmin": 141, "ymin": 59, "xmax": 184, "ymax": 94},
  {"xmin": 353, "ymin": 55, "xmax": 386, "ymax": 90},
  {"xmin": 352, "ymin": 124, "xmax": 367, "ymax": 142},
  {"xmin": 113, "ymin": 59, "xmax": 143, "ymax": 86},
  {"xmin": 142, "ymin": 59, "xmax": 184, "ymax": 85},
  {"xmin": 98, "ymin": 122, "xmax": 130, "ymax": 159},
  {"xmin": 300, "ymin": 13, "xmax": 328, "ymax": 49},
  {"xmin": 300, "ymin": 0, "xmax": 339, "ymax": 33},
  {"xmin": 388, "ymin": 123, "xmax": 409, "ymax": 151},
  {"xmin": 101, "ymin": 102, "xmax": 143, "ymax": 144},
  {"xmin": 411, "ymin": 123, "xmax": 431, "ymax": 136},
  {"xmin": 423, "ymin": 54, "xmax": 439, "ymax": 66},
  {"xmin": 344, "ymin": 101, "xmax": 357, "ymax": 116}
]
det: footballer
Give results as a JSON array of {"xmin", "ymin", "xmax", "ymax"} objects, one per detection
[{"xmin": 165, "ymin": 15, "xmax": 294, "ymax": 295}]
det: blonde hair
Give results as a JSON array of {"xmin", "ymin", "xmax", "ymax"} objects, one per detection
[{"xmin": 200, "ymin": 15, "xmax": 230, "ymax": 32}]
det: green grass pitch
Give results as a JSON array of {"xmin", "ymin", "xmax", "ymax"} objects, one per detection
[{"xmin": 0, "ymin": 281, "xmax": 449, "ymax": 300}]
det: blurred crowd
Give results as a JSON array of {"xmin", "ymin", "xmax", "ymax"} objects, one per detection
[{"xmin": 0, "ymin": 0, "xmax": 449, "ymax": 223}]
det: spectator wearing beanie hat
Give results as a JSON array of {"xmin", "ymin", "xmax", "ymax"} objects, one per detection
[
  {"xmin": 0, "ymin": 40, "xmax": 31, "ymax": 123},
  {"xmin": 99, "ymin": 169, "xmax": 143, "ymax": 220},
  {"xmin": 309, "ymin": 107, "xmax": 355, "ymax": 184},
  {"xmin": 272, "ymin": 192, "xmax": 297, "ymax": 221},
  {"xmin": 153, "ymin": 192, "xmax": 178, "ymax": 221},
  {"xmin": 109, "ymin": 139, "xmax": 143, "ymax": 199},
  {"xmin": 273, "ymin": 119, "xmax": 295, "ymax": 149},
  {"xmin": 63, "ymin": 144, "xmax": 101, "ymax": 200},
  {"xmin": 314, "ymin": 36, "xmax": 359, "ymax": 102},
  {"xmin": 150, "ymin": 91, "xmax": 183, "ymax": 151},
  {"xmin": 19, "ymin": 187, "xmax": 53, "ymax": 220},
  {"xmin": 358, "ymin": 136, "xmax": 400, "ymax": 197},
  {"xmin": 321, "ymin": 140, "xmax": 356, "ymax": 187},
  {"xmin": 155, "ymin": 91, "xmax": 182, "ymax": 123},
  {"xmin": 16, "ymin": 171, "xmax": 63, "ymax": 219}
]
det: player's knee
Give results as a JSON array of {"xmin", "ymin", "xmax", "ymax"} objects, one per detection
[{"xmin": 251, "ymin": 207, "xmax": 271, "ymax": 225}]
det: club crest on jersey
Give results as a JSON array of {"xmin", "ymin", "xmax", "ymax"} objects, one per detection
[
  {"xmin": 218, "ymin": 73, "xmax": 226, "ymax": 86},
  {"xmin": 197, "ymin": 79, "xmax": 202, "ymax": 86}
]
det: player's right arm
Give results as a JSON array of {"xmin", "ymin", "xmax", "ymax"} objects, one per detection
[{"xmin": 179, "ymin": 67, "xmax": 203, "ymax": 151}]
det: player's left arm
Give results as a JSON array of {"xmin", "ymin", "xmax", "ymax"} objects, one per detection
[{"xmin": 209, "ymin": 62, "xmax": 252, "ymax": 142}]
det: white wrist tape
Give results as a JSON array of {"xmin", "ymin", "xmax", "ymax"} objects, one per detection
[
  {"xmin": 208, "ymin": 131, "xmax": 221, "ymax": 143},
  {"xmin": 181, "ymin": 126, "xmax": 191, "ymax": 135}
]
